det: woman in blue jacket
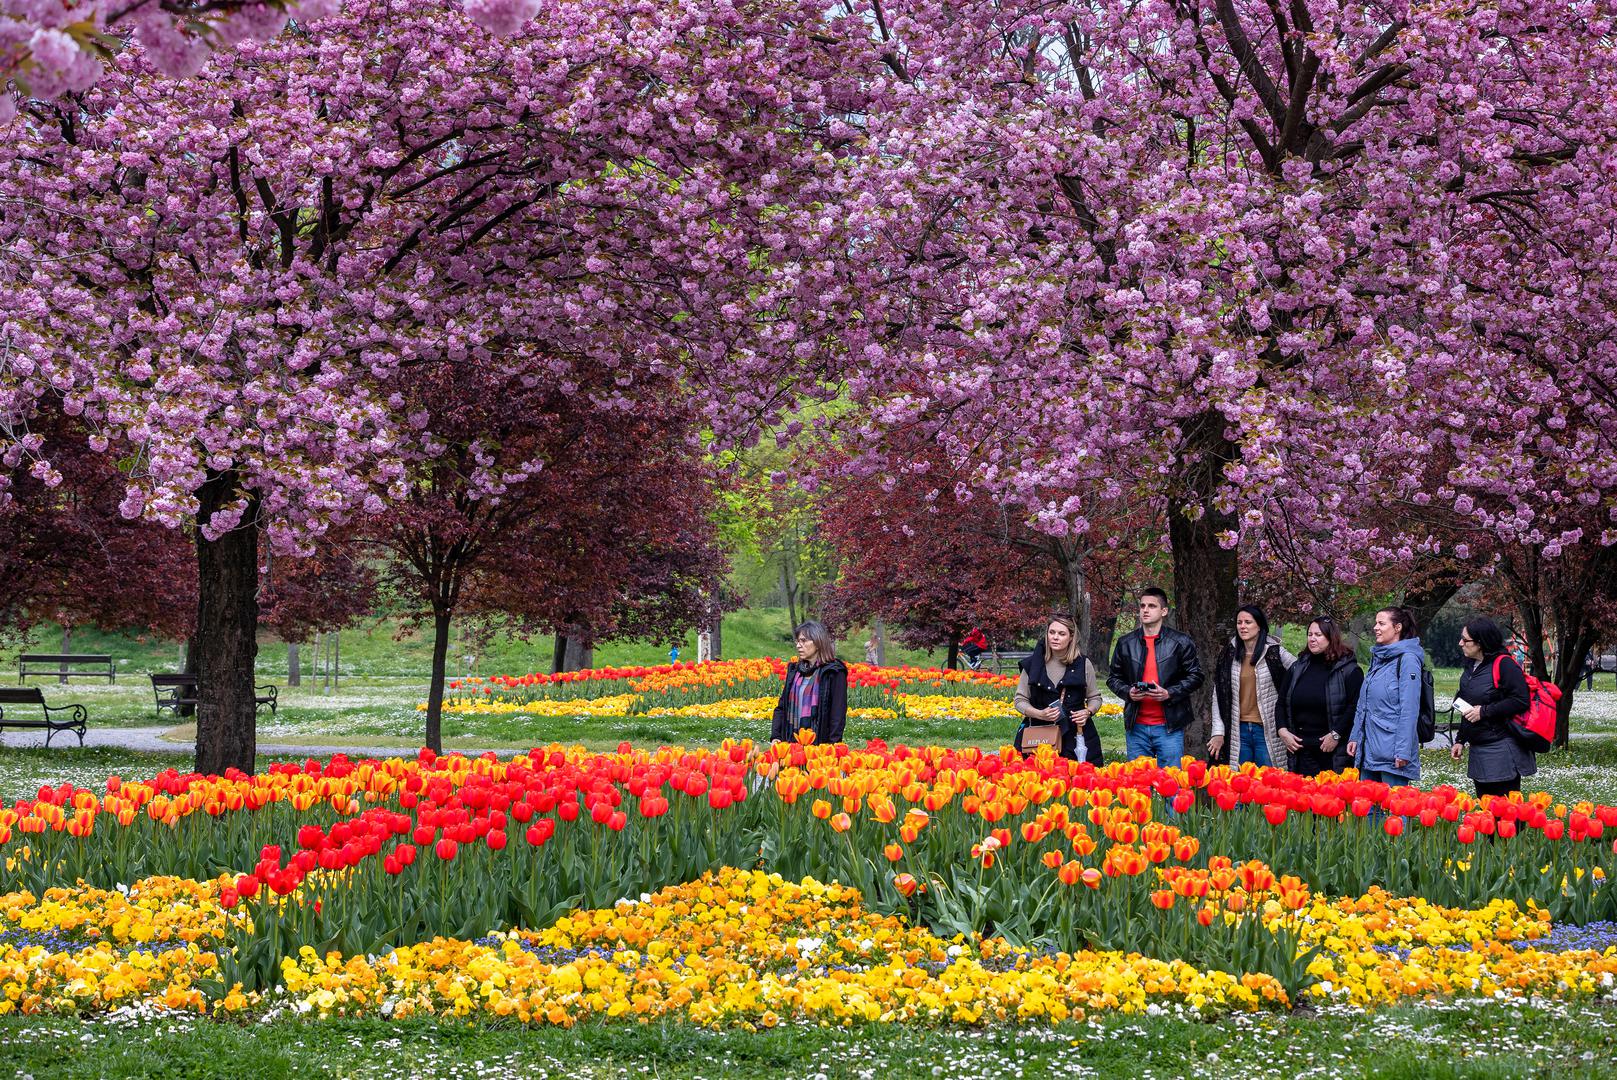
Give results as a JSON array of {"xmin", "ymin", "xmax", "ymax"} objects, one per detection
[{"xmin": 1347, "ymin": 607, "xmax": 1424, "ymax": 786}]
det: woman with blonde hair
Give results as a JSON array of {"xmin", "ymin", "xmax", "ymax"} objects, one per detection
[{"xmin": 1014, "ymin": 614, "xmax": 1104, "ymax": 764}]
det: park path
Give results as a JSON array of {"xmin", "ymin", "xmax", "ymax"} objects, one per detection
[{"xmin": 0, "ymin": 725, "xmax": 505, "ymax": 759}]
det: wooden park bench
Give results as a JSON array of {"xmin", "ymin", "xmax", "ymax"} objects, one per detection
[
  {"xmin": 0, "ymin": 687, "xmax": 88, "ymax": 747},
  {"xmin": 987, "ymin": 649, "xmax": 1035, "ymax": 674},
  {"xmin": 151, "ymin": 674, "xmax": 279, "ymax": 717},
  {"xmin": 18, "ymin": 653, "xmax": 115, "ymax": 683}
]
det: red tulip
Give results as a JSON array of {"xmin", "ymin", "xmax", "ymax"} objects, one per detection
[
  {"xmin": 1383, "ymin": 816, "xmax": 1404, "ymax": 838},
  {"xmin": 435, "ymin": 839, "xmax": 458, "ymax": 861},
  {"xmin": 1263, "ymin": 804, "xmax": 1287, "ymax": 826}
]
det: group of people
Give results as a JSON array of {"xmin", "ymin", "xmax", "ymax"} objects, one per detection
[
  {"xmin": 1007, "ymin": 588, "xmax": 1539, "ymax": 796},
  {"xmin": 769, "ymin": 591, "xmax": 1543, "ymax": 799}
]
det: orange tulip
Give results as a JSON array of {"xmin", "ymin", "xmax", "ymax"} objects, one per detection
[
  {"xmin": 884, "ymin": 843, "xmax": 904, "ymax": 862},
  {"xmin": 811, "ymin": 799, "xmax": 832, "ymax": 820}
]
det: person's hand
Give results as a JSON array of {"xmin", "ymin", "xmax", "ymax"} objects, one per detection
[
  {"xmin": 1073, "ymin": 709, "xmax": 1091, "ymax": 727},
  {"xmin": 1450, "ymin": 742, "xmax": 1464, "ymax": 761},
  {"xmin": 1042, "ymin": 705, "xmax": 1061, "ymax": 722},
  {"xmin": 1345, "ymin": 740, "xmax": 1358, "ymax": 757},
  {"xmin": 1395, "ymin": 757, "xmax": 1410, "ymax": 768},
  {"xmin": 1321, "ymin": 732, "xmax": 1340, "ymax": 752},
  {"xmin": 1463, "ymin": 706, "xmax": 1482, "ymax": 724},
  {"xmin": 1128, "ymin": 686, "xmax": 1149, "ymax": 702},
  {"xmin": 1278, "ymin": 729, "xmax": 1303, "ymax": 753},
  {"xmin": 1146, "ymin": 685, "xmax": 1171, "ymax": 702},
  {"xmin": 1207, "ymin": 734, "xmax": 1224, "ymax": 758}
]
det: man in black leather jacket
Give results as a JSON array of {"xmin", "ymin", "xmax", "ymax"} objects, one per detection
[{"xmin": 1107, "ymin": 587, "xmax": 1205, "ymax": 767}]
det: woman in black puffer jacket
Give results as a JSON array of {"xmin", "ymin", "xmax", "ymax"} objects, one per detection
[
  {"xmin": 1452, "ymin": 616, "xmax": 1535, "ymax": 797},
  {"xmin": 1274, "ymin": 615, "xmax": 1363, "ymax": 776}
]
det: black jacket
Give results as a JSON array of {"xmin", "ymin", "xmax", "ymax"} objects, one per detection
[
  {"xmin": 1107, "ymin": 626, "xmax": 1205, "ymax": 732},
  {"xmin": 770, "ymin": 659, "xmax": 848, "ymax": 745},
  {"xmin": 1274, "ymin": 652, "xmax": 1364, "ymax": 745},
  {"xmin": 1457, "ymin": 654, "xmax": 1531, "ymax": 746},
  {"xmin": 1015, "ymin": 651, "xmax": 1103, "ymax": 765}
]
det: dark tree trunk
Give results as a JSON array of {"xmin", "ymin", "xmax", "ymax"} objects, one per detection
[
  {"xmin": 59, "ymin": 625, "xmax": 71, "ymax": 685},
  {"xmin": 945, "ymin": 632, "xmax": 960, "ymax": 671},
  {"xmin": 1087, "ymin": 611, "xmax": 1118, "ymax": 671},
  {"xmin": 780, "ymin": 561, "xmax": 800, "ymax": 631},
  {"xmin": 1551, "ymin": 623, "xmax": 1598, "ymax": 748},
  {"xmin": 1169, "ymin": 412, "xmax": 1240, "ymax": 761},
  {"xmin": 710, "ymin": 616, "xmax": 723, "ymax": 661},
  {"xmin": 563, "ymin": 635, "xmax": 594, "ymax": 672},
  {"xmin": 551, "ymin": 634, "xmax": 566, "ymax": 675},
  {"xmin": 1401, "ymin": 578, "xmax": 1464, "ymax": 642},
  {"xmin": 193, "ymin": 473, "xmax": 260, "ymax": 776},
  {"xmin": 286, "ymin": 641, "xmax": 301, "ymax": 687},
  {"xmin": 1053, "ymin": 541, "xmax": 1090, "ymax": 644},
  {"xmin": 424, "ymin": 609, "xmax": 451, "ymax": 754},
  {"xmin": 1504, "ymin": 544, "xmax": 1617, "ymax": 747},
  {"xmin": 178, "ymin": 635, "xmax": 200, "ymax": 718}
]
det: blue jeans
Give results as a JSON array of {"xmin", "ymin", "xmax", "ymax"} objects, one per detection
[
  {"xmin": 1239, "ymin": 723, "xmax": 1272, "ymax": 768},
  {"xmin": 1360, "ymin": 768, "xmax": 1412, "ymax": 788},
  {"xmin": 1126, "ymin": 724, "xmax": 1185, "ymax": 768}
]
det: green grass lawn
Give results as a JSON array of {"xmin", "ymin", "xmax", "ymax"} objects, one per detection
[
  {"xmin": 0, "ymin": 607, "xmax": 950, "ymax": 681},
  {"xmin": 3, "ymin": 998, "xmax": 1615, "ymax": 1079}
]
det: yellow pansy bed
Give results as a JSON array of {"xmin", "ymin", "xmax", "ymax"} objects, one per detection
[{"xmin": 5, "ymin": 868, "xmax": 1617, "ymax": 1025}]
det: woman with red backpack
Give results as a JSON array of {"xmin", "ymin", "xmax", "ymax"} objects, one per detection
[{"xmin": 1452, "ymin": 616, "xmax": 1536, "ymax": 797}]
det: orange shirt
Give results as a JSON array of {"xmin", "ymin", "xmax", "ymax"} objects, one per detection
[{"xmin": 1139, "ymin": 634, "xmax": 1165, "ymax": 725}]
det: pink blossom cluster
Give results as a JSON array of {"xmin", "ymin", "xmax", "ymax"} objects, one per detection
[{"xmin": 0, "ymin": 0, "xmax": 543, "ymax": 122}]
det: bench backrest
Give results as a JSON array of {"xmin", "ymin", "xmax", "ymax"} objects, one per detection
[
  {"xmin": 18, "ymin": 654, "xmax": 113, "ymax": 665},
  {"xmin": 151, "ymin": 674, "xmax": 200, "ymax": 688},
  {"xmin": 0, "ymin": 688, "xmax": 47, "ymax": 705}
]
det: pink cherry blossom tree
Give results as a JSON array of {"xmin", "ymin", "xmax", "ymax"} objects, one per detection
[
  {"xmin": 0, "ymin": 0, "xmax": 862, "ymax": 772},
  {"xmin": 816, "ymin": 0, "xmax": 1617, "ymax": 752}
]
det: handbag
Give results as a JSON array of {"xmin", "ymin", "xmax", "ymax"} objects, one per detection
[
  {"xmin": 1021, "ymin": 723, "xmax": 1061, "ymax": 748},
  {"xmin": 1021, "ymin": 689, "xmax": 1068, "ymax": 750}
]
